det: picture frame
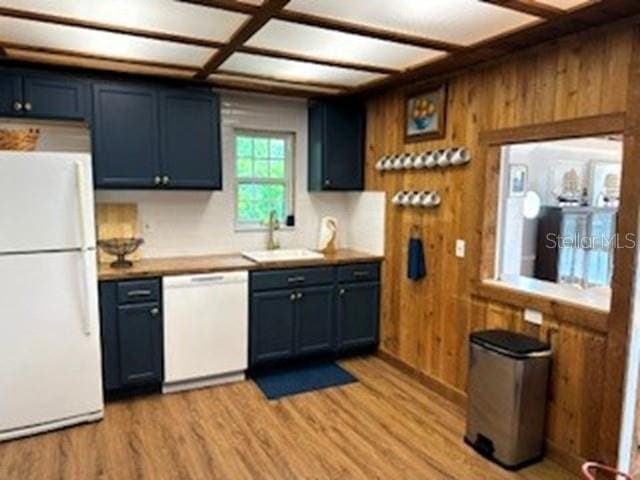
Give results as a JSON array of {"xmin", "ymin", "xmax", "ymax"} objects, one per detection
[
  {"xmin": 404, "ymin": 84, "xmax": 447, "ymax": 143},
  {"xmin": 508, "ymin": 164, "xmax": 528, "ymax": 197}
]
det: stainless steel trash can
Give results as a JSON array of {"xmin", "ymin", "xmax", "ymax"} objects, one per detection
[{"xmin": 465, "ymin": 329, "xmax": 551, "ymax": 470}]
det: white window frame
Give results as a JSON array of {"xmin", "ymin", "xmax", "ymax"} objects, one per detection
[{"xmin": 233, "ymin": 129, "xmax": 295, "ymax": 231}]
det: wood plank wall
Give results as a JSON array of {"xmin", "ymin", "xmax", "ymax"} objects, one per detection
[{"xmin": 365, "ymin": 22, "xmax": 635, "ymax": 466}]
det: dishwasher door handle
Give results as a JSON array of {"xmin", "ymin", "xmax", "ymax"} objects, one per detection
[{"xmin": 191, "ymin": 275, "xmax": 225, "ymax": 283}]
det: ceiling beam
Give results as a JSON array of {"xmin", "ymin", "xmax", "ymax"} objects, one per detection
[
  {"xmin": 194, "ymin": 0, "xmax": 290, "ymax": 79},
  {"xmin": 481, "ymin": 0, "xmax": 565, "ymax": 19},
  {"xmin": 177, "ymin": 0, "xmax": 257, "ymax": 15},
  {"xmin": 0, "ymin": 42, "xmax": 198, "ymax": 72},
  {"xmin": 216, "ymin": 69, "xmax": 348, "ymax": 91},
  {"xmin": 237, "ymin": 45, "xmax": 399, "ymax": 75},
  {"xmin": 208, "ymin": 76, "xmax": 330, "ymax": 98},
  {"xmin": 0, "ymin": 6, "xmax": 225, "ymax": 49},
  {"xmin": 179, "ymin": 0, "xmax": 463, "ymax": 52}
]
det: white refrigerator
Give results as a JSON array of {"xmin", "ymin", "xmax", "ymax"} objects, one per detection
[{"xmin": 0, "ymin": 151, "xmax": 103, "ymax": 441}]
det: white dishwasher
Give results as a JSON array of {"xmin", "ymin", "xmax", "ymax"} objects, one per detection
[{"xmin": 163, "ymin": 271, "xmax": 248, "ymax": 394}]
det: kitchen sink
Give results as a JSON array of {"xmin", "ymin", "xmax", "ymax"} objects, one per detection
[{"xmin": 241, "ymin": 248, "xmax": 325, "ymax": 263}]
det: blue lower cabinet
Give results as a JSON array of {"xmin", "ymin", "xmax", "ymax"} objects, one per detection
[
  {"xmin": 116, "ymin": 303, "xmax": 163, "ymax": 386},
  {"xmin": 249, "ymin": 264, "xmax": 380, "ymax": 368},
  {"xmin": 99, "ymin": 279, "xmax": 163, "ymax": 396},
  {"xmin": 295, "ymin": 286, "xmax": 334, "ymax": 356},
  {"xmin": 251, "ymin": 289, "xmax": 296, "ymax": 365},
  {"xmin": 336, "ymin": 282, "xmax": 380, "ymax": 351}
]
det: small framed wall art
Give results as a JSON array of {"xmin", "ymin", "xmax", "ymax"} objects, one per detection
[
  {"xmin": 508, "ymin": 164, "xmax": 528, "ymax": 197},
  {"xmin": 404, "ymin": 84, "xmax": 447, "ymax": 143}
]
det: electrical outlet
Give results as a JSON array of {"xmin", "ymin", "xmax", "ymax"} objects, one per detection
[
  {"xmin": 455, "ymin": 239, "xmax": 466, "ymax": 258},
  {"xmin": 524, "ymin": 308, "xmax": 543, "ymax": 326}
]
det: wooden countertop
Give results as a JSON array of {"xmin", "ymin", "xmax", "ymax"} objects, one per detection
[{"xmin": 98, "ymin": 249, "xmax": 384, "ymax": 281}]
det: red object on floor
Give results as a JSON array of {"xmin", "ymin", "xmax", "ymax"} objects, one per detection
[{"xmin": 582, "ymin": 462, "xmax": 632, "ymax": 479}]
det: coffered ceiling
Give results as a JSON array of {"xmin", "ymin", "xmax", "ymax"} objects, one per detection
[{"xmin": 0, "ymin": 0, "xmax": 638, "ymax": 97}]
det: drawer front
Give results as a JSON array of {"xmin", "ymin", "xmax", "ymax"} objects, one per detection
[
  {"xmin": 337, "ymin": 263, "xmax": 380, "ymax": 283},
  {"xmin": 117, "ymin": 279, "xmax": 161, "ymax": 304},
  {"xmin": 251, "ymin": 267, "xmax": 334, "ymax": 291}
]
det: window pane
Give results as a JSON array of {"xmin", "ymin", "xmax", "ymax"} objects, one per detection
[
  {"xmin": 238, "ymin": 183, "xmax": 255, "ymax": 202},
  {"xmin": 235, "ymin": 131, "xmax": 292, "ymax": 227},
  {"xmin": 256, "ymin": 184, "xmax": 285, "ymax": 221},
  {"xmin": 237, "ymin": 182, "xmax": 285, "ymax": 224},
  {"xmin": 270, "ymin": 139, "xmax": 285, "ymax": 159},
  {"xmin": 237, "ymin": 184, "xmax": 256, "ymax": 223},
  {"xmin": 237, "ymin": 158, "xmax": 252, "ymax": 178},
  {"xmin": 236, "ymin": 136, "xmax": 253, "ymax": 157},
  {"xmin": 254, "ymin": 160, "xmax": 269, "ymax": 178},
  {"xmin": 254, "ymin": 138, "xmax": 269, "ymax": 158},
  {"xmin": 270, "ymin": 160, "xmax": 285, "ymax": 179}
]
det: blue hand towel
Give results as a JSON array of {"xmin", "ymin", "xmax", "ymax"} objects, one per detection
[{"xmin": 408, "ymin": 237, "xmax": 426, "ymax": 280}]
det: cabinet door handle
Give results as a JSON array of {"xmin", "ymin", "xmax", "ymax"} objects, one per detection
[
  {"xmin": 353, "ymin": 271, "xmax": 369, "ymax": 278},
  {"xmin": 297, "ymin": 292, "xmax": 303, "ymax": 299},
  {"xmin": 154, "ymin": 176, "xmax": 162, "ymax": 185},
  {"xmin": 288, "ymin": 276, "xmax": 305, "ymax": 283},
  {"xmin": 128, "ymin": 289, "xmax": 152, "ymax": 298},
  {"xmin": 13, "ymin": 101, "xmax": 23, "ymax": 112},
  {"xmin": 339, "ymin": 288, "xmax": 346, "ymax": 295},
  {"xmin": 24, "ymin": 102, "xmax": 32, "ymax": 112},
  {"xmin": 150, "ymin": 307, "xmax": 159, "ymax": 317},
  {"xmin": 290, "ymin": 292, "xmax": 297, "ymax": 301},
  {"xmin": 162, "ymin": 175, "xmax": 170, "ymax": 185},
  {"xmin": 324, "ymin": 179, "xmax": 331, "ymax": 186}
]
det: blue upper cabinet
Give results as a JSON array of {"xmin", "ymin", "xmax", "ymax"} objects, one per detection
[
  {"xmin": 308, "ymin": 100, "xmax": 365, "ymax": 191},
  {"xmin": 158, "ymin": 88, "xmax": 222, "ymax": 189},
  {"xmin": 93, "ymin": 82, "xmax": 160, "ymax": 188},
  {"xmin": 23, "ymin": 73, "xmax": 88, "ymax": 120},
  {"xmin": 92, "ymin": 79, "xmax": 222, "ymax": 190},
  {"xmin": 0, "ymin": 71, "xmax": 23, "ymax": 116},
  {"xmin": 0, "ymin": 68, "xmax": 88, "ymax": 120}
]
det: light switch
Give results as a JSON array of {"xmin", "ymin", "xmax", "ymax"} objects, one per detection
[
  {"xmin": 524, "ymin": 308, "xmax": 543, "ymax": 326},
  {"xmin": 455, "ymin": 239, "xmax": 465, "ymax": 258}
]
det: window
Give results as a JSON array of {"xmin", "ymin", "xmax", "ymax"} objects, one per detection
[
  {"xmin": 234, "ymin": 130, "xmax": 294, "ymax": 228},
  {"xmin": 496, "ymin": 135, "xmax": 622, "ymax": 290}
]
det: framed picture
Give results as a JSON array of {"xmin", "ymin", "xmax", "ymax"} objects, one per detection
[
  {"xmin": 508, "ymin": 164, "xmax": 528, "ymax": 197},
  {"xmin": 404, "ymin": 84, "xmax": 447, "ymax": 143}
]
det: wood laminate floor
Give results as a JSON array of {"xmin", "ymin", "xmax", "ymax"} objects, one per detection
[{"xmin": 0, "ymin": 356, "xmax": 575, "ymax": 480}]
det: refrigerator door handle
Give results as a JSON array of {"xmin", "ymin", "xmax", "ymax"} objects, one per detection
[{"xmin": 75, "ymin": 160, "xmax": 92, "ymax": 337}]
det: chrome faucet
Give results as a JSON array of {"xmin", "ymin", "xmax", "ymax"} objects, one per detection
[{"xmin": 264, "ymin": 210, "xmax": 280, "ymax": 250}]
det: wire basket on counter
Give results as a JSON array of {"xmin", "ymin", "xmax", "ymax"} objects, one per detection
[{"xmin": 0, "ymin": 128, "xmax": 40, "ymax": 151}]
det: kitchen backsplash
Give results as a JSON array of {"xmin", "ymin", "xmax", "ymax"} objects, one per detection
[{"xmin": 1, "ymin": 92, "xmax": 385, "ymax": 258}]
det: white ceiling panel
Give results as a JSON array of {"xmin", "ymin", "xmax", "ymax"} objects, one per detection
[
  {"xmin": 0, "ymin": 17, "xmax": 215, "ymax": 66},
  {"xmin": 533, "ymin": 0, "xmax": 592, "ymax": 9},
  {"xmin": 0, "ymin": 0, "xmax": 248, "ymax": 42},
  {"xmin": 220, "ymin": 53, "xmax": 384, "ymax": 86},
  {"xmin": 246, "ymin": 20, "xmax": 445, "ymax": 70},
  {"xmin": 285, "ymin": 0, "xmax": 538, "ymax": 46}
]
